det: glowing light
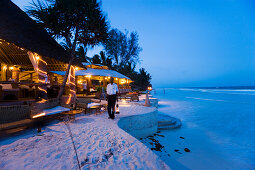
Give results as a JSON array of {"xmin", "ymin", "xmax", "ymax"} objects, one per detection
[
  {"xmin": 116, "ymin": 105, "xmax": 120, "ymax": 113},
  {"xmin": 38, "ymin": 87, "xmax": 47, "ymax": 93},
  {"xmin": 66, "ymin": 94, "xmax": 72, "ymax": 104},
  {"xmin": 105, "ymin": 77, "xmax": 107, "ymax": 80},
  {"xmin": 39, "ymin": 58, "xmax": 47, "ymax": 65},
  {"xmin": 3, "ymin": 65, "xmax": 7, "ymax": 71},
  {"xmin": 37, "ymin": 69, "xmax": 47, "ymax": 75},
  {"xmin": 35, "ymin": 56, "xmax": 40, "ymax": 60},
  {"xmin": 75, "ymin": 67, "xmax": 79, "ymax": 71},
  {"xmin": 9, "ymin": 66, "xmax": 14, "ymax": 70},
  {"xmin": 78, "ymin": 80, "xmax": 82, "ymax": 84},
  {"xmin": 70, "ymin": 74, "xmax": 75, "ymax": 79},
  {"xmin": 32, "ymin": 112, "xmax": 46, "ymax": 118},
  {"xmin": 108, "ymin": 76, "xmax": 110, "ymax": 79},
  {"xmin": 85, "ymin": 75, "xmax": 91, "ymax": 78},
  {"xmin": 120, "ymin": 79, "xmax": 126, "ymax": 84},
  {"xmin": 115, "ymin": 78, "xmax": 118, "ymax": 80},
  {"xmin": 69, "ymin": 81, "xmax": 75, "ymax": 86},
  {"xmin": 70, "ymin": 89, "xmax": 76, "ymax": 94},
  {"xmin": 147, "ymin": 87, "xmax": 152, "ymax": 91},
  {"xmin": 39, "ymin": 79, "xmax": 46, "ymax": 83}
]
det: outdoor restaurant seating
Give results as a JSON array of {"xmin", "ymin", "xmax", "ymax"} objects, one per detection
[
  {"xmin": 0, "ymin": 84, "xmax": 19, "ymax": 100},
  {"xmin": 0, "ymin": 104, "xmax": 31, "ymax": 131}
]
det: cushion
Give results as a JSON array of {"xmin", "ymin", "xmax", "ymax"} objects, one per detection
[
  {"xmin": 43, "ymin": 106, "xmax": 70, "ymax": 116},
  {"xmin": 0, "ymin": 84, "xmax": 12, "ymax": 90}
]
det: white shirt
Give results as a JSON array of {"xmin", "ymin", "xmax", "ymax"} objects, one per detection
[{"xmin": 107, "ymin": 83, "xmax": 118, "ymax": 95}]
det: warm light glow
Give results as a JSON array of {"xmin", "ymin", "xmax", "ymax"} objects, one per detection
[
  {"xmin": 78, "ymin": 80, "xmax": 83, "ymax": 84},
  {"xmin": 120, "ymin": 79, "xmax": 126, "ymax": 84},
  {"xmin": 70, "ymin": 89, "xmax": 76, "ymax": 94},
  {"xmin": 39, "ymin": 79, "xmax": 46, "ymax": 83},
  {"xmin": 38, "ymin": 87, "xmax": 47, "ymax": 93},
  {"xmin": 70, "ymin": 74, "xmax": 75, "ymax": 79},
  {"xmin": 66, "ymin": 94, "xmax": 72, "ymax": 104},
  {"xmin": 148, "ymin": 87, "xmax": 152, "ymax": 91},
  {"xmin": 69, "ymin": 81, "xmax": 75, "ymax": 86},
  {"xmin": 85, "ymin": 75, "xmax": 91, "ymax": 78},
  {"xmin": 32, "ymin": 112, "xmax": 46, "ymax": 118},
  {"xmin": 75, "ymin": 67, "xmax": 79, "ymax": 71},
  {"xmin": 3, "ymin": 65, "xmax": 7, "ymax": 71},
  {"xmin": 35, "ymin": 56, "xmax": 40, "ymax": 60},
  {"xmin": 39, "ymin": 58, "xmax": 47, "ymax": 65},
  {"xmin": 116, "ymin": 106, "xmax": 120, "ymax": 113},
  {"xmin": 37, "ymin": 68, "xmax": 48, "ymax": 75},
  {"xmin": 108, "ymin": 76, "xmax": 110, "ymax": 79},
  {"xmin": 9, "ymin": 66, "xmax": 14, "ymax": 70},
  {"xmin": 105, "ymin": 77, "xmax": 107, "ymax": 80},
  {"xmin": 115, "ymin": 78, "xmax": 118, "ymax": 80}
]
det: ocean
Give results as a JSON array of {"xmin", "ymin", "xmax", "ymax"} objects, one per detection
[{"xmin": 141, "ymin": 88, "xmax": 255, "ymax": 170}]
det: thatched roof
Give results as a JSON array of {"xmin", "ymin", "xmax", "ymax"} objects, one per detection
[{"xmin": 0, "ymin": 0, "xmax": 70, "ymax": 63}]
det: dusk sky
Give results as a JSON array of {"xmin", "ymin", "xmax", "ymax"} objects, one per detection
[{"xmin": 12, "ymin": 0, "xmax": 255, "ymax": 87}]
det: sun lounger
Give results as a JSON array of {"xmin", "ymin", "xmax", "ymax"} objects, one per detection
[
  {"xmin": 43, "ymin": 106, "xmax": 70, "ymax": 116},
  {"xmin": 31, "ymin": 98, "xmax": 70, "ymax": 119}
]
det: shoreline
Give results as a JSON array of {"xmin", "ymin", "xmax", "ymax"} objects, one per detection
[{"xmin": 144, "ymin": 90, "xmax": 255, "ymax": 170}]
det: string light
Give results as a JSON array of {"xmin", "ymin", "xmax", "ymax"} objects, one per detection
[
  {"xmin": 69, "ymin": 81, "xmax": 75, "ymax": 86},
  {"xmin": 3, "ymin": 65, "xmax": 7, "ymax": 71},
  {"xmin": 39, "ymin": 58, "xmax": 47, "ymax": 65},
  {"xmin": 66, "ymin": 94, "xmax": 72, "ymax": 104},
  {"xmin": 37, "ymin": 68, "xmax": 48, "ymax": 75},
  {"xmin": 38, "ymin": 87, "xmax": 47, "ymax": 93},
  {"xmin": 38, "ymin": 79, "xmax": 46, "ymax": 83},
  {"xmin": 32, "ymin": 112, "xmax": 46, "ymax": 118},
  {"xmin": 70, "ymin": 74, "xmax": 75, "ymax": 79},
  {"xmin": 70, "ymin": 89, "xmax": 76, "ymax": 94}
]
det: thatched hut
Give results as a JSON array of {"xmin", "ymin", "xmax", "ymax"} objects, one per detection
[{"xmin": 0, "ymin": 0, "xmax": 77, "ymax": 104}]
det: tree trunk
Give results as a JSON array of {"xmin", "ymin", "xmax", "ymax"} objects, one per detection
[{"xmin": 57, "ymin": 30, "xmax": 78, "ymax": 101}]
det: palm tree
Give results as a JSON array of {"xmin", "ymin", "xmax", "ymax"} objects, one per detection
[{"xmin": 27, "ymin": 0, "xmax": 109, "ymax": 100}]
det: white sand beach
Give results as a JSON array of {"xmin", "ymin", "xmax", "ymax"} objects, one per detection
[{"xmin": 0, "ymin": 102, "xmax": 169, "ymax": 170}]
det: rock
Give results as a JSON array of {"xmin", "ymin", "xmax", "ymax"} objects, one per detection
[
  {"xmin": 184, "ymin": 148, "xmax": 190, "ymax": 152},
  {"xmin": 180, "ymin": 136, "xmax": 184, "ymax": 139}
]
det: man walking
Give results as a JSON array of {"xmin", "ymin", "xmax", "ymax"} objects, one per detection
[{"xmin": 106, "ymin": 77, "xmax": 118, "ymax": 119}]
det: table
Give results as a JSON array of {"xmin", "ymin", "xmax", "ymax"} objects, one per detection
[{"xmin": 61, "ymin": 110, "xmax": 83, "ymax": 121}]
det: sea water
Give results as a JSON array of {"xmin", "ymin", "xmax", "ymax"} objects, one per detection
[{"xmin": 143, "ymin": 88, "xmax": 255, "ymax": 170}]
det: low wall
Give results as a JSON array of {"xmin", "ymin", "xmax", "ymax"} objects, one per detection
[
  {"xmin": 118, "ymin": 109, "xmax": 158, "ymax": 139},
  {"xmin": 149, "ymin": 98, "xmax": 158, "ymax": 108}
]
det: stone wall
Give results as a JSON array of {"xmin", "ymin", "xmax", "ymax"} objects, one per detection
[{"xmin": 118, "ymin": 110, "xmax": 158, "ymax": 139}]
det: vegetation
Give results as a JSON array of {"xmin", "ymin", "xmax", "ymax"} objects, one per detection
[
  {"xmin": 91, "ymin": 28, "xmax": 151, "ymax": 90},
  {"xmin": 27, "ymin": 0, "xmax": 109, "ymax": 99},
  {"xmin": 28, "ymin": 1, "xmax": 151, "ymax": 91}
]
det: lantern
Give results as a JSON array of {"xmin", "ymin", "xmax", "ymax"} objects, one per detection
[{"xmin": 116, "ymin": 104, "xmax": 120, "ymax": 114}]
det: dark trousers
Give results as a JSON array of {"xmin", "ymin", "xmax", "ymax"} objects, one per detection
[{"xmin": 107, "ymin": 95, "xmax": 116, "ymax": 118}]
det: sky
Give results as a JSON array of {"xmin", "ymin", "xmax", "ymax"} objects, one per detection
[{"xmin": 12, "ymin": 0, "xmax": 255, "ymax": 87}]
